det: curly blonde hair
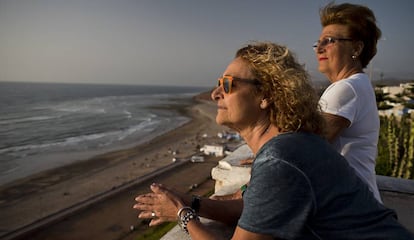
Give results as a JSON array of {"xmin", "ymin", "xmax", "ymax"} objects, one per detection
[{"xmin": 236, "ymin": 42, "xmax": 325, "ymax": 135}]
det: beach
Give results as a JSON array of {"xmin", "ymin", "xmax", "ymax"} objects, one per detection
[{"xmin": 0, "ymin": 93, "xmax": 229, "ymax": 240}]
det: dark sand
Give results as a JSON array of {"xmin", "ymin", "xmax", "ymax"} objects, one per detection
[{"xmin": 0, "ymin": 94, "xmax": 229, "ymax": 240}]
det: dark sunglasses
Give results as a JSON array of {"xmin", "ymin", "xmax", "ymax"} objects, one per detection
[{"xmin": 217, "ymin": 76, "xmax": 260, "ymax": 94}]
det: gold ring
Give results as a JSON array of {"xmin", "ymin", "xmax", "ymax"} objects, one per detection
[{"xmin": 151, "ymin": 211, "xmax": 156, "ymax": 217}]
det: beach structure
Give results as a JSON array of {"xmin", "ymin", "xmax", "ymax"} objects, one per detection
[{"xmin": 200, "ymin": 144, "xmax": 225, "ymax": 157}]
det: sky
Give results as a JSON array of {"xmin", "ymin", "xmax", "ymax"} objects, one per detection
[{"xmin": 1, "ymin": 0, "xmax": 414, "ymax": 87}]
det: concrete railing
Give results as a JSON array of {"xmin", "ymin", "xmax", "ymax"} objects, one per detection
[{"xmin": 377, "ymin": 175, "xmax": 414, "ymax": 232}]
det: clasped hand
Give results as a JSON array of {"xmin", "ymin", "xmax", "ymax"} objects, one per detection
[{"xmin": 133, "ymin": 183, "xmax": 185, "ymax": 226}]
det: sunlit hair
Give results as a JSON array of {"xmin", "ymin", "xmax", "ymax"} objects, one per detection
[
  {"xmin": 320, "ymin": 2, "xmax": 382, "ymax": 68},
  {"xmin": 235, "ymin": 42, "xmax": 325, "ymax": 135}
]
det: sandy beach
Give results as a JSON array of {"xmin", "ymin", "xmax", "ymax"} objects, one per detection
[{"xmin": 0, "ymin": 92, "xmax": 230, "ymax": 240}]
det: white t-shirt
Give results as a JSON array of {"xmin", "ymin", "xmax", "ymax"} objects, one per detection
[{"xmin": 319, "ymin": 73, "xmax": 381, "ymax": 202}]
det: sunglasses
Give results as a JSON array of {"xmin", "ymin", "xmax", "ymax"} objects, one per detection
[
  {"xmin": 217, "ymin": 76, "xmax": 260, "ymax": 94},
  {"xmin": 313, "ymin": 37, "xmax": 353, "ymax": 51}
]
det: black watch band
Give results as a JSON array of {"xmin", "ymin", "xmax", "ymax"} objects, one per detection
[{"xmin": 191, "ymin": 195, "xmax": 201, "ymax": 213}]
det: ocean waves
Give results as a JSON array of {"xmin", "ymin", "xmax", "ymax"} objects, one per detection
[
  {"xmin": 0, "ymin": 82, "xmax": 206, "ymax": 185},
  {"xmin": 0, "ymin": 116, "xmax": 163, "ymax": 155}
]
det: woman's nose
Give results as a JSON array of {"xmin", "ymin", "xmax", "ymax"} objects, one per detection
[
  {"xmin": 211, "ymin": 86, "xmax": 222, "ymax": 101},
  {"xmin": 315, "ymin": 45, "xmax": 325, "ymax": 54}
]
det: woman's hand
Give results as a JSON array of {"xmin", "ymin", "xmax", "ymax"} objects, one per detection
[{"xmin": 133, "ymin": 183, "xmax": 185, "ymax": 226}]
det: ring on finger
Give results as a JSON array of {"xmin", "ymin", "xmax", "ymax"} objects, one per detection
[{"xmin": 151, "ymin": 211, "xmax": 156, "ymax": 218}]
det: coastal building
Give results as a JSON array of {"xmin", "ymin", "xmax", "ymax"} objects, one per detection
[
  {"xmin": 381, "ymin": 83, "xmax": 413, "ymax": 97},
  {"xmin": 377, "ymin": 83, "xmax": 414, "ymax": 116},
  {"xmin": 200, "ymin": 144, "xmax": 225, "ymax": 157}
]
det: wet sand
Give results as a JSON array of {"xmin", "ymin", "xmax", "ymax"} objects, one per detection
[{"xmin": 0, "ymin": 93, "xmax": 229, "ymax": 240}]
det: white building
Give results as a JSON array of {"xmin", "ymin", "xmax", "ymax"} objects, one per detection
[
  {"xmin": 378, "ymin": 83, "xmax": 414, "ymax": 117},
  {"xmin": 382, "ymin": 83, "xmax": 413, "ymax": 98},
  {"xmin": 201, "ymin": 144, "xmax": 225, "ymax": 157}
]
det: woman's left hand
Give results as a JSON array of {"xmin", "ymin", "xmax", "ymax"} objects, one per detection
[{"xmin": 133, "ymin": 183, "xmax": 185, "ymax": 226}]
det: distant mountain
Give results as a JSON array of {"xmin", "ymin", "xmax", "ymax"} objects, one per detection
[
  {"xmin": 312, "ymin": 75, "xmax": 414, "ymax": 88},
  {"xmin": 373, "ymin": 78, "xmax": 414, "ymax": 86}
]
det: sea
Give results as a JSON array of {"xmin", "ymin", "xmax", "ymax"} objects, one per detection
[{"xmin": 0, "ymin": 81, "xmax": 209, "ymax": 186}]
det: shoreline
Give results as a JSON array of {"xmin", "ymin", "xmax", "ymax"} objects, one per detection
[
  {"xmin": 0, "ymin": 93, "xmax": 227, "ymax": 236},
  {"xmin": 0, "ymin": 97, "xmax": 194, "ymax": 186},
  {"xmin": 0, "ymin": 92, "xmax": 214, "ymax": 190}
]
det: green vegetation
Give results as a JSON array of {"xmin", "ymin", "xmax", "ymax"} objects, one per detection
[
  {"xmin": 377, "ymin": 114, "xmax": 414, "ymax": 179},
  {"xmin": 135, "ymin": 222, "xmax": 177, "ymax": 240},
  {"xmin": 376, "ymin": 82, "xmax": 414, "ymax": 179}
]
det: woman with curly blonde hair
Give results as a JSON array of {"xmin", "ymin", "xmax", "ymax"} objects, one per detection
[
  {"xmin": 234, "ymin": 42, "xmax": 325, "ymax": 136},
  {"xmin": 134, "ymin": 42, "xmax": 413, "ymax": 239}
]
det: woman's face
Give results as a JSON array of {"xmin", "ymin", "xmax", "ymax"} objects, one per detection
[
  {"xmin": 211, "ymin": 57, "xmax": 263, "ymax": 131},
  {"xmin": 315, "ymin": 24, "xmax": 356, "ymax": 82}
]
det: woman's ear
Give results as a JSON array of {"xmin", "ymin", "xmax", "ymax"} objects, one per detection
[
  {"xmin": 354, "ymin": 40, "xmax": 364, "ymax": 57},
  {"xmin": 260, "ymin": 99, "xmax": 269, "ymax": 109}
]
